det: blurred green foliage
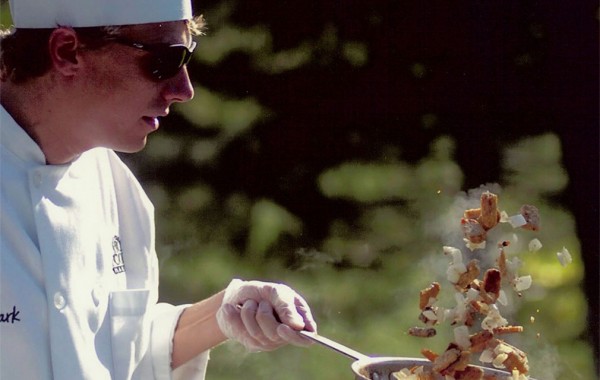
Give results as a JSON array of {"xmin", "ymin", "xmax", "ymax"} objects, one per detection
[
  {"xmin": 152, "ymin": 127, "xmax": 594, "ymax": 379},
  {"xmin": 0, "ymin": 3, "xmax": 12, "ymax": 27}
]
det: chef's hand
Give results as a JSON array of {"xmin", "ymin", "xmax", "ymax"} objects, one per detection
[{"xmin": 216, "ymin": 279, "xmax": 317, "ymax": 351}]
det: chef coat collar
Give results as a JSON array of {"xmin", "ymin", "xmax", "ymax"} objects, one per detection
[{"xmin": 1, "ymin": 104, "xmax": 48, "ymax": 166}]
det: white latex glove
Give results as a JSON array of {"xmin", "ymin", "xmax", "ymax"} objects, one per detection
[{"xmin": 216, "ymin": 279, "xmax": 317, "ymax": 351}]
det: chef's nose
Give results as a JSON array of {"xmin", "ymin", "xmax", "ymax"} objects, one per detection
[{"xmin": 161, "ymin": 66, "xmax": 194, "ymax": 103}]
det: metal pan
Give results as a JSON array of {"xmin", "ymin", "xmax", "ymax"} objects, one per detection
[
  {"xmin": 351, "ymin": 356, "xmax": 526, "ymax": 380},
  {"xmin": 299, "ymin": 331, "xmax": 533, "ymax": 379}
]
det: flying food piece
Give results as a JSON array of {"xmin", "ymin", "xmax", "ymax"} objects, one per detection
[
  {"xmin": 461, "ymin": 192, "xmax": 541, "ymax": 248},
  {"xmin": 519, "ymin": 205, "xmax": 540, "ymax": 231}
]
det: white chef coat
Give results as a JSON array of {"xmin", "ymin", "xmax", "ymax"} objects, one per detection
[{"xmin": 0, "ymin": 105, "xmax": 209, "ymax": 379}]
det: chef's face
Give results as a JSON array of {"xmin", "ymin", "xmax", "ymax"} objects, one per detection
[{"xmin": 75, "ymin": 21, "xmax": 194, "ymax": 153}]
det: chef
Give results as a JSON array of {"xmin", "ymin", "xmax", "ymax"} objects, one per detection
[{"xmin": 0, "ymin": 0, "xmax": 316, "ymax": 379}]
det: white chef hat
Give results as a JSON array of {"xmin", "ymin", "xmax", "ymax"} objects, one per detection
[{"xmin": 9, "ymin": 0, "xmax": 193, "ymax": 28}]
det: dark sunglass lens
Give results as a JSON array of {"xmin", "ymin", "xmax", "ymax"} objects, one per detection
[
  {"xmin": 148, "ymin": 46, "xmax": 191, "ymax": 80},
  {"xmin": 113, "ymin": 39, "xmax": 195, "ymax": 81}
]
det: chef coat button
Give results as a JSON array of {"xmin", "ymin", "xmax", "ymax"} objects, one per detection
[
  {"xmin": 53, "ymin": 292, "xmax": 66, "ymax": 310},
  {"xmin": 69, "ymin": 166, "xmax": 81, "ymax": 179},
  {"xmin": 32, "ymin": 171, "xmax": 43, "ymax": 187}
]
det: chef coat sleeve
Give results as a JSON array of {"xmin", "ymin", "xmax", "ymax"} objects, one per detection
[{"xmin": 151, "ymin": 303, "xmax": 210, "ymax": 380}]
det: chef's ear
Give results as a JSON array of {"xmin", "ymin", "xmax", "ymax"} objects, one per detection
[{"xmin": 48, "ymin": 27, "xmax": 81, "ymax": 76}]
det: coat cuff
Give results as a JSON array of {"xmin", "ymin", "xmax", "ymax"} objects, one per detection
[{"xmin": 151, "ymin": 303, "xmax": 210, "ymax": 380}]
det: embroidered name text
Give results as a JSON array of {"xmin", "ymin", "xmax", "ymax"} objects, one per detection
[{"xmin": 0, "ymin": 306, "xmax": 21, "ymax": 324}]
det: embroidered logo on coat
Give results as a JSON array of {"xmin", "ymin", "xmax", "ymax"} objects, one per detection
[{"xmin": 112, "ymin": 236, "xmax": 126, "ymax": 274}]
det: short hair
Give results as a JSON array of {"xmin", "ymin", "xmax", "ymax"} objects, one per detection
[{"xmin": 0, "ymin": 15, "xmax": 206, "ymax": 84}]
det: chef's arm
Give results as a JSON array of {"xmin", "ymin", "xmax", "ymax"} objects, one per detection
[{"xmin": 171, "ymin": 290, "xmax": 227, "ymax": 368}]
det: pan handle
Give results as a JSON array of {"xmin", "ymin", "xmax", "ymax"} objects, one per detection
[{"xmin": 298, "ymin": 330, "xmax": 370, "ymax": 361}]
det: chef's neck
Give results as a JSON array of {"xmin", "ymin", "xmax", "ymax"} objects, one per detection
[{"xmin": 1, "ymin": 75, "xmax": 83, "ymax": 165}]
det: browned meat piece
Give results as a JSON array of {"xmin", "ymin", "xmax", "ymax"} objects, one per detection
[
  {"xmin": 496, "ymin": 248, "xmax": 507, "ymax": 277},
  {"xmin": 408, "ymin": 326, "xmax": 437, "ymax": 338},
  {"xmin": 469, "ymin": 299, "xmax": 490, "ymax": 317},
  {"xmin": 461, "ymin": 218, "xmax": 486, "ymax": 244},
  {"xmin": 419, "ymin": 282, "xmax": 441, "ymax": 310},
  {"xmin": 481, "ymin": 269, "xmax": 502, "ymax": 304},
  {"xmin": 432, "ymin": 346, "xmax": 461, "ymax": 374},
  {"xmin": 493, "ymin": 325, "xmax": 524, "ymax": 335},
  {"xmin": 432, "ymin": 344, "xmax": 473, "ymax": 376},
  {"xmin": 456, "ymin": 259, "xmax": 481, "ymax": 290},
  {"xmin": 469, "ymin": 330, "xmax": 494, "ymax": 352},
  {"xmin": 421, "ymin": 348, "xmax": 439, "ymax": 362},
  {"xmin": 448, "ymin": 351, "xmax": 472, "ymax": 374},
  {"xmin": 463, "ymin": 208, "xmax": 481, "ymax": 220},
  {"xmin": 478, "ymin": 192, "xmax": 500, "ymax": 230}
]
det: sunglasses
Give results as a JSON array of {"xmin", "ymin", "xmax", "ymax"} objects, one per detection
[{"xmin": 110, "ymin": 38, "xmax": 197, "ymax": 80}]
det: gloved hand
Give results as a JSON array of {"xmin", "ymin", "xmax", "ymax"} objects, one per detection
[{"xmin": 216, "ymin": 279, "xmax": 317, "ymax": 351}]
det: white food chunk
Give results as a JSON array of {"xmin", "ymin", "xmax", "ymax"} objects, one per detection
[
  {"xmin": 453, "ymin": 325, "xmax": 471, "ymax": 349},
  {"xmin": 443, "ymin": 246, "xmax": 464, "ymax": 264},
  {"xmin": 510, "ymin": 369, "xmax": 528, "ymax": 380},
  {"xmin": 480, "ymin": 348, "xmax": 494, "ymax": 363},
  {"xmin": 392, "ymin": 366, "xmax": 427, "ymax": 380},
  {"xmin": 466, "ymin": 287, "xmax": 480, "ymax": 301},
  {"xmin": 492, "ymin": 353, "xmax": 508, "ymax": 368},
  {"xmin": 528, "ymin": 238, "xmax": 543, "ymax": 252},
  {"xmin": 494, "ymin": 342, "xmax": 513, "ymax": 354},
  {"xmin": 508, "ymin": 214, "xmax": 527, "ymax": 228},
  {"xmin": 447, "ymin": 263, "xmax": 467, "ymax": 283},
  {"xmin": 392, "ymin": 368, "xmax": 412, "ymax": 379},
  {"xmin": 452, "ymin": 293, "xmax": 468, "ymax": 323},
  {"xmin": 422, "ymin": 309, "xmax": 438, "ymax": 321},
  {"xmin": 482, "ymin": 305, "xmax": 508, "ymax": 331},
  {"xmin": 556, "ymin": 247, "xmax": 572, "ymax": 267},
  {"xmin": 513, "ymin": 275, "xmax": 533, "ymax": 292},
  {"xmin": 464, "ymin": 238, "xmax": 486, "ymax": 251}
]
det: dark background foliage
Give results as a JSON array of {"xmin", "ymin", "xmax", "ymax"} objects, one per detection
[
  {"xmin": 131, "ymin": 0, "xmax": 599, "ymax": 376},
  {"xmin": 158, "ymin": 0, "xmax": 599, "ymax": 365}
]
